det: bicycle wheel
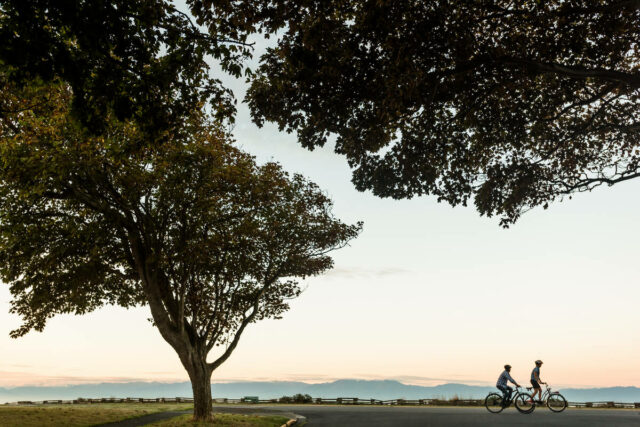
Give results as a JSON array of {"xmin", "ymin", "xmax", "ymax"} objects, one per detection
[
  {"xmin": 547, "ymin": 393, "xmax": 567, "ymax": 412},
  {"xmin": 485, "ymin": 393, "xmax": 505, "ymax": 413},
  {"xmin": 514, "ymin": 392, "xmax": 535, "ymax": 414}
]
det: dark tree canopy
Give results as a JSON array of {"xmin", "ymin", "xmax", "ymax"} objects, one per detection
[
  {"xmin": 237, "ymin": 0, "xmax": 640, "ymax": 225},
  {"xmin": 0, "ymin": 0, "xmax": 260, "ymax": 136},
  {"xmin": 0, "ymin": 78, "xmax": 361, "ymax": 419},
  {"xmin": 5, "ymin": 1, "xmax": 639, "ymax": 226}
]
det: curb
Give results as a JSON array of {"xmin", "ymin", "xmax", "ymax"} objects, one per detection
[{"xmin": 281, "ymin": 414, "xmax": 306, "ymax": 427}]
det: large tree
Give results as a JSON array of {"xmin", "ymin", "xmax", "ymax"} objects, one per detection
[
  {"xmin": 0, "ymin": 79, "xmax": 361, "ymax": 420},
  {"xmin": 223, "ymin": 0, "xmax": 640, "ymax": 226},
  {"xmin": 0, "ymin": 0, "xmax": 261, "ymax": 136}
]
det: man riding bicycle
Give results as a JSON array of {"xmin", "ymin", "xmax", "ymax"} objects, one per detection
[
  {"xmin": 530, "ymin": 360, "xmax": 545, "ymax": 403},
  {"xmin": 496, "ymin": 364, "xmax": 521, "ymax": 403}
]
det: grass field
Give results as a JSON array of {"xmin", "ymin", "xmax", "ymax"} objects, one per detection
[
  {"xmin": 0, "ymin": 403, "xmax": 192, "ymax": 427},
  {"xmin": 0, "ymin": 404, "xmax": 290, "ymax": 427},
  {"xmin": 149, "ymin": 413, "xmax": 290, "ymax": 426}
]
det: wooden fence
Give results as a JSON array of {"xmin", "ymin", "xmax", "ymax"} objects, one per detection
[{"xmin": 5, "ymin": 397, "xmax": 640, "ymax": 408}]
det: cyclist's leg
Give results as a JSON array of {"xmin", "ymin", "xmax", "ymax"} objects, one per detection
[
  {"xmin": 497, "ymin": 385, "xmax": 511, "ymax": 406},
  {"xmin": 497, "ymin": 385, "xmax": 506, "ymax": 400},
  {"xmin": 530, "ymin": 379, "xmax": 541, "ymax": 401}
]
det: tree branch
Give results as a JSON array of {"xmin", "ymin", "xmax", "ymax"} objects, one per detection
[
  {"xmin": 207, "ymin": 275, "xmax": 276, "ymax": 368},
  {"xmin": 557, "ymin": 170, "xmax": 640, "ymax": 193},
  {"xmin": 498, "ymin": 57, "xmax": 640, "ymax": 87}
]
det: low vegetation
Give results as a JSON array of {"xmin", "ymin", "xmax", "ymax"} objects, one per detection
[
  {"xmin": 278, "ymin": 394, "xmax": 313, "ymax": 404},
  {"xmin": 0, "ymin": 403, "xmax": 192, "ymax": 427}
]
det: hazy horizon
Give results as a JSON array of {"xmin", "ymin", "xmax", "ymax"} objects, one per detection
[
  {"xmin": 3, "ymin": 378, "xmax": 640, "ymax": 406},
  {"xmin": 0, "ymin": 377, "xmax": 638, "ymax": 390}
]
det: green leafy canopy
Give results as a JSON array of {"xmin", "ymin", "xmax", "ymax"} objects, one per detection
[
  {"xmin": 0, "ymin": 79, "xmax": 361, "ymax": 356},
  {"xmin": 0, "ymin": 0, "xmax": 259, "ymax": 137}
]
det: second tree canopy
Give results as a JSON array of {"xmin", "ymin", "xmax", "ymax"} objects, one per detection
[{"xmin": 240, "ymin": 0, "xmax": 640, "ymax": 226}]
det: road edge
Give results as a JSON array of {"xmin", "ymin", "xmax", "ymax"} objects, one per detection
[{"xmin": 281, "ymin": 414, "xmax": 307, "ymax": 426}]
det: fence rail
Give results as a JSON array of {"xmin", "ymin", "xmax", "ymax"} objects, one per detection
[{"xmin": 5, "ymin": 397, "xmax": 640, "ymax": 408}]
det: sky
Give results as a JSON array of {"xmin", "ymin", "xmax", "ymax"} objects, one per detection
[{"xmin": 1, "ymin": 10, "xmax": 639, "ymax": 391}]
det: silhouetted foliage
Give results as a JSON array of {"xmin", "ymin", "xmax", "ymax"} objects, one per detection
[
  {"xmin": 5, "ymin": 2, "xmax": 638, "ymax": 226},
  {"xmin": 229, "ymin": 0, "xmax": 640, "ymax": 226},
  {"xmin": 278, "ymin": 394, "xmax": 313, "ymax": 403},
  {"xmin": 295, "ymin": 393, "xmax": 314, "ymax": 403},
  {"xmin": 0, "ymin": 79, "xmax": 361, "ymax": 420},
  {"xmin": 0, "ymin": 0, "xmax": 258, "ymax": 137}
]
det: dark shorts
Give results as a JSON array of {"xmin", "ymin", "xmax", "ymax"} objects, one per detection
[{"xmin": 530, "ymin": 379, "xmax": 541, "ymax": 389}]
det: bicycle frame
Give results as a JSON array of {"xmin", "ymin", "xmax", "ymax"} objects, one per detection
[
  {"xmin": 542, "ymin": 384, "xmax": 561, "ymax": 402},
  {"xmin": 485, "ymin": 385, "xmax": 535, "ymax": 414},
  {"xmin": 541, "ymin": 385, "xmax": 550, "ymax": 401},
  {"xmin": 540, "ymin": 383, "xmax": 568, "ymax": 413},
  {"xmin": 528, "ymin": 384, "xmax": 563, "ymax": 403},
  {"xmin": 528, "ymin": 382, "xmax": 549, "ymax": 398},
  {"xmin": 501, "ymin": 385, "xmax": 526, "ymax": 405}
]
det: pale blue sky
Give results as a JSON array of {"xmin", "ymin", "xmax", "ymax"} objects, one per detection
[{"xmin": 1, "ymin": 8, "xmax": 639, "ymax": 390}]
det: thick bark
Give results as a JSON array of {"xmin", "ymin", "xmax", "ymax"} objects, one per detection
[
  {"xmin": 154, "ymin": 313, "xmax": 214, "ymax": 421},
  {"xmin": 132, "ymin": 246, "xmax": 213, "ymax": 421},
  {"xmin": 182, "ymin": 350, "xmax": 214, "ymax": 421}
]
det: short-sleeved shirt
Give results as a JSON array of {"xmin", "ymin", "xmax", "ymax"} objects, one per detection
[{"xmin": 531, "ymin": 366, "xmax": 540, "ymax": 381}]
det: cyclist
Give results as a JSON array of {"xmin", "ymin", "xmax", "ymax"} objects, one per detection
[
  {"xmin": 496, "ymin": 364, "xmax": 521, "ymax": 404},
  {"xmin": 530, "ymin": 360, "xmax": 545, "ymax": 403}
]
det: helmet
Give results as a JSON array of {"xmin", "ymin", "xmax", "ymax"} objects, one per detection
[
  {"xmin": 535, "ymin": 360, "xmax": 543, "ymax": 365},
  {"xmin": 504, "ymin": 364, "xmax": 512, "ymax": 369}
]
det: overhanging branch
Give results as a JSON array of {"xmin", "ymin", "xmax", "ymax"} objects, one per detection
[{"xmin": 499, "ymin": 57, "xmax": 640, "ymax": 87}]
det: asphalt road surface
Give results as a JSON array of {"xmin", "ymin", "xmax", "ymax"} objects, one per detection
[{"xmin": 214, "ymin": 405, "xmax": 640, "ymax": 427}]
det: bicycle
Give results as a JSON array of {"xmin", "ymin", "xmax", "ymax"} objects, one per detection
[
  {"xmin": 529, "ymin": 383, "xmax": 567, "ymax": 412},
  {"xmin": 485, "ymin": 386, "xmax": 535, "ymax": 414}
]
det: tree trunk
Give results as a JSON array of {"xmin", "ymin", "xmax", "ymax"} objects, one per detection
[{"xmin": 184, "ymin": 354, "xmax": 213, "ymax": 421}]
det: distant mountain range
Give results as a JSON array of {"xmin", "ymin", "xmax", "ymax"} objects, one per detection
[{"xmin": 1, "ymin": 379, "xmax": 639, "ymax": 404}]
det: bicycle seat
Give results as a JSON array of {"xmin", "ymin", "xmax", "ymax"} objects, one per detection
[{"xmin": 526, "ymin": 387, "xmax": 532, "ymax": 391}]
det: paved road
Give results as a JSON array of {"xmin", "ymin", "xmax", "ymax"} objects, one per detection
[{"xmin": 268, "ymin": 405, "xmax": 640, "ymax": 427}]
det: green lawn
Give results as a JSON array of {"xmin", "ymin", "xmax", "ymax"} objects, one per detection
[
  {"xmin": 0, "ymin": 403, "xmax": 193, "ymax": 427},
  {"xmin": 149, "ymin": 413, "xmax": 290, "ymax": 426}
]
